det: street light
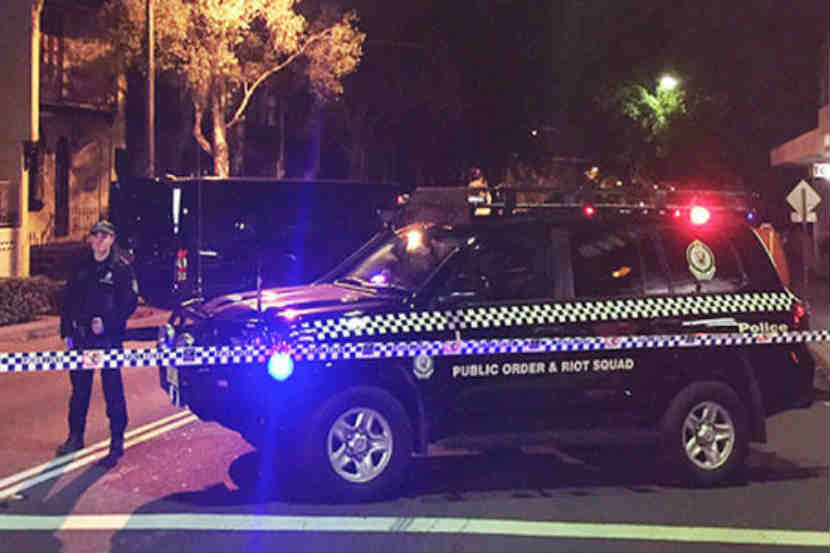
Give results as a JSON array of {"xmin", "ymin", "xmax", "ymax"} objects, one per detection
[{"xmin": 658, "ymin": 74, "xmax": 679, "ymax": 92}]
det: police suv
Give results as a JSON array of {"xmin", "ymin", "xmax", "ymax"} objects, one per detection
[{"xmin": 157, "ymin": 187, "xmax": 815, "ymax": 501}]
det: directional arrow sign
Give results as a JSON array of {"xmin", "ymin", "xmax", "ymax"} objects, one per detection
[{"xmin": 787, "ymin": 179, "xmax": 821, "ymax": 222}]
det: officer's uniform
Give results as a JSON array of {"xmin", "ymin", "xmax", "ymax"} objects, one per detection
[{"xmin": 59, "ymin": 223, "xmax": 138, "ymax": 459}]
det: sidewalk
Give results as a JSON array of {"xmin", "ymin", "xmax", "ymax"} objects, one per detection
[
  {"xmin": 0, "ymin": 303, "xmax": 169, "ymax": 344},
  {"xmin": 805, "ymin": 276, "xmax": 829, "ymax": 386},
  {"xmin": 786, "ymin": 254, "xmax": 830, "ymax": 392}
]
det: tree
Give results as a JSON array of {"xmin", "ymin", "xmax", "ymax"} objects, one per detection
[
  {"xmin": 327, "ymin": 36, "xmax": 463, "ymax": 182},
  {"xmin": 595, "ymin": 75, "xmax": 717, "ymax": 187},
  {"xmin": 101, "ymin": 0, "xmax": 364, "ymax": 177}
]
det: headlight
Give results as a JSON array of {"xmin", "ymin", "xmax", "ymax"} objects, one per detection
[
  {"xmin": 267, "ymin": 351, "xmax": 294, "ymax": 381},
  {"xmin": 174, "ymin": 332, "xmax": 195, "ymax": 348},
  {"xmin": 157, "ymin": 323, "xmax": 175, "ymax": 348}
]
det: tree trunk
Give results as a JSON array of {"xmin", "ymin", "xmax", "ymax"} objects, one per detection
[
  {"xmin": 212, "ymin": 92, "xmax": 230, "ymax": 178},
  {"xmin": 305, "ymin": 103, "xmax": 322, "ymax": 180},
  {"xmin": 231, "ymin": 120, "xmax": 245, "ymax": 176},
  {"xmin": 276, "ymin": 98, "xmax": 285, "ymax": 178}
]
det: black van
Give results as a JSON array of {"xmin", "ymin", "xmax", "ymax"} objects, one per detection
[{"xmin": 109, "ymin": 176, "xmax": 409, "ymax": 306}]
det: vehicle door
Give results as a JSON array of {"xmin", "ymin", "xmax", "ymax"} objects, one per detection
[
  {"xmin": 422, "ymin": 222, "xmax": 562, "ymax": 437},
  {"xmin": 545, "ymin": 224, "xmax": 660, "ymax": 431}
]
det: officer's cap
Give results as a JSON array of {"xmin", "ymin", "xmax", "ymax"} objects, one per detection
[{"xmin": 90, "ymin": 219, "xmax": 116, "ymax": 235}]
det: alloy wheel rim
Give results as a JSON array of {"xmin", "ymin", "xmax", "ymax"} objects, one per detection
[
  {"xmin": 681, "ymin": 400, "xmax": 735, "ymax": 471},
  {"xmin": 327, "ymin": 406, "xmax": 394, "ymax": 483}
]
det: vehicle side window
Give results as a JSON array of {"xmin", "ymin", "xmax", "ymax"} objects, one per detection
[
  {"xmin": 641, "ymin": 233, "xmax": 670, "ymax": 295},
  {"xmin": 434, "ymin": 226, "xmax": 553, "ymax": 302},
  {"xmin": 571, "ymin": 229, "xmax": 644, "ymax": 299},
  {"xmin": 661, "ymin": 231, "xmax": 747, "ymax": 294}
]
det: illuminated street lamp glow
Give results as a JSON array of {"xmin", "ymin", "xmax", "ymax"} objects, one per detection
[{"xmin": 658, "ymin": 75, "xmax": 679, "ymax": 91}]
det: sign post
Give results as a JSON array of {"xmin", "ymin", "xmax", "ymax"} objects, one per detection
[{"xmin": 786, "ymin": 179, "xmax": 821, "ymax": 295}]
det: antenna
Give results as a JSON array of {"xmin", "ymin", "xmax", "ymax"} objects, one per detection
[{"xmin": 256, "ymin": 250, "xmax": 263, "ymax": 314}]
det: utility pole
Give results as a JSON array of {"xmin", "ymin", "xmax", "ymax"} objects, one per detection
[{"xmin": 146, "ymin": 0, "xmax": 155, "ymax": 177}]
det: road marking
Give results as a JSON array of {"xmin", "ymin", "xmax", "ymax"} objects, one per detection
[
  {"xmin": 0, "ymin": 515, "xmax": 826, "ymax": 547},
  {"xmin": 0, "ymin": 410, "xmax": 193, "ymax": 492},
  {"xmin": 0, "ymin": 412, "xmax": 197, "ymax": 500}
]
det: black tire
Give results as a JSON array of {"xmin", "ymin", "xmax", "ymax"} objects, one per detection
[
  {"xmin": 300, "ymin": 386, "xmax": 413, "ymax": 502},
  {"xmin": 659, "ymin": 381, "xmax": 749, "ymax": 487}
]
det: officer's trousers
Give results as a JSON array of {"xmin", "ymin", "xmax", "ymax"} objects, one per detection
[
  {"xmin": 67, "ymin": 337, "xmax": 128, "ymax": 438},
  {"xmin": 67, "ymin": 369, "xmax": 128, "ymax": 438}
]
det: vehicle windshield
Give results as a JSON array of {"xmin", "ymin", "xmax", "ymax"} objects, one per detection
[{"xmin": 329, "ymin": 225, "xmax": 465, "ymax": 293}]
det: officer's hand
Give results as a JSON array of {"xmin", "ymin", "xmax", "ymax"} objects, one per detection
[
  {"xmin": 91, "ymin": 317, "xmax": 104, "ymax": 336},
  {"xmin": 64, "ymin": 337, "xmax": 73, "ymax": 350}
]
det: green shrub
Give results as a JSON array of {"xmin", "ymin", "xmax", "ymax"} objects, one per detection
[{"xmin": 0, "ymin": 276, "xmax": 66, "ymax": 326}]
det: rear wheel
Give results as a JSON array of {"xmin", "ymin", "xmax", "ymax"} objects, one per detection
[
  {"xmin": 660, "ymin": 381, "xmax": 749, "ymax": 487},
  {"xmin": 301, "ymin": 386, "xmax": 413, "ymax": 502}
]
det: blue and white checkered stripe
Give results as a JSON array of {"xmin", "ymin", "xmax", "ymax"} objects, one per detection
[
  {"xmin": 2, "ymin": 329, "xmax": 827, "ymax": 372},
  {"xmin": 290, "ymin": 330, "xmax": 829, "ymax": 360},
  {"xmin": 0, "ymin": 347, "xmax": 272, "ymax": 373},
  {"xmin": 295, "ymin": 292, "xmax": 794, "ymax": 340}
]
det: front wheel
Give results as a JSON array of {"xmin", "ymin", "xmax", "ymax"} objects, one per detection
[
  {"xmin": 660, "ymin": 381, "xmax": 749, "ymax": 487},
  {"xmin": 301, "ymin": 386, "xmax": 413, "ymax": 502}
]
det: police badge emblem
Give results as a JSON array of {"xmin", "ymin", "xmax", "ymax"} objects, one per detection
[
  {"xmin": 686, "ymin": 239, "xmax": 716, "ymax": 281},
  {"xmin": 413, "ymin": 354, "xmax": 434, "ymax": 380}
]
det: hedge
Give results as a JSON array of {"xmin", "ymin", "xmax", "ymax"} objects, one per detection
[{"xmin": 0, "ymin": 276, "xmax": 65, "ymax": 326}]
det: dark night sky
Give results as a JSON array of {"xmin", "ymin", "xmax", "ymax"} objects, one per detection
[{"xmin": 335, "ymin": 0, "xmax": 828, "ymax": 184}]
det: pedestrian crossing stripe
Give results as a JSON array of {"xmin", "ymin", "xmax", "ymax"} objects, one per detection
[
  {"xmin": 1, "ymin": 329, "xmax": 827, "ymax": 372},
  {"xmin": 293, "ymin": 292, "xmax": 795, "ymax": 341}
]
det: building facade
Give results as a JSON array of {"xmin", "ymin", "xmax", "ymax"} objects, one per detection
[
  {"xmin": 0, "ymin": 0, "xmax": 123, "ymax": 278},
  {"xmin": 770, "ymin": 36, "xmax": 830, "ymax": 278}
]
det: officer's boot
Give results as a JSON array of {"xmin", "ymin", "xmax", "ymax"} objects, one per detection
[
  {"xmin": 97, "ymin": 434, "xmax": 124, "ymax": 468},
  {"xmin": 110, "ymin": 434, "xmax": 125, "ymax": 459},
  {"xmin": 56, "ymin": 434, "xmax": 84, "ymax": 456}
]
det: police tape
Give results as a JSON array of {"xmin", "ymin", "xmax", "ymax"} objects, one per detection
[{"xmin": 1, "ymin": 330, "xmax": 828, "ymax": 373}]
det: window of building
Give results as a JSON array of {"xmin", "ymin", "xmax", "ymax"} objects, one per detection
[{"xmin": 40, "ymin": 7, "xmax": 64, "ymax": 102}]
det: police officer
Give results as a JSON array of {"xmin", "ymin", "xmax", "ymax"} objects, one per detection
[{"xmin": 57, "ymin": 220, "xmax": 139, "ymax": 467}]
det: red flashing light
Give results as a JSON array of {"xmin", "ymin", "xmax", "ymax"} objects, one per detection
[
  {"xmin": 395, "ymin": 193, "xmax": 410, "ymax": 206},
  {"xmin": 175, "ymin": 249, "xmax": 188, "ymax": 282},
  {"xmin": 583, "ymin": 205, "xmax": 596, "ymax": 217},
  {"xmin": 792, "ymin": 301, "xmax": 807, "ymax": 329},
  {"xmin": 689, "ymin": 206, "xmax": 711, "ymax": 225},
  {"xmin": 673, "ymin": 209, "xmax": 681, "ymax": 218}
]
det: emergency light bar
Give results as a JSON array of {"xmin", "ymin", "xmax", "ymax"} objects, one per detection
[{"xmin": 396, "ymin": 186, "xmax": 756, "ymax": 228}]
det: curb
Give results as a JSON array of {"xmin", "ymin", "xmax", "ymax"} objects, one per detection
[{"xmin": 0, "ymin": 305, "xmax": 169, "ymax": 343}]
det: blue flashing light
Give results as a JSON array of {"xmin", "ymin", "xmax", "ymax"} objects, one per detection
[
  {"xmin": 267, "ymin": 352, "xmax": 294, "ymax": 381},
  {"xmin": 746, "ymin": 210, "xmax": 756, "ymax": 221}
]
